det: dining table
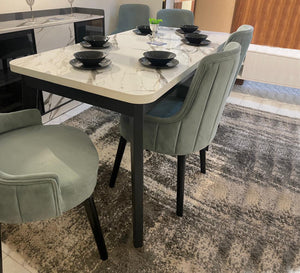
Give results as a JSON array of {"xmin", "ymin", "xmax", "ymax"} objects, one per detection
[{"xmin": 10, "ymin": 26, "xmax": 229, "ymax": 248}]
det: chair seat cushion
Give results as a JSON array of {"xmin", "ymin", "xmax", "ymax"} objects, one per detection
[
  {"xmin": 0, "ymin": 125, "xmax": 99, "ymax": 220},
  {"xmin": 147, "ymin": 92, "xmax": 184, "ymax": 118},
  {"xmin": 120, "ymin": 91, "xmax": 185, "ymax": 155}
]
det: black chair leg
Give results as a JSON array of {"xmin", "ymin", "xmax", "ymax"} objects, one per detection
[
  {"xmin": 109, "ymin": 136, "xmax": 127, "ymax": 188},
  {"xmin": 176, "ymin": 155, "xmax": 186, "ymax": 217},
  {"xmin": 200, "ymin": 148, "xmax": 207, "ymax": 174},
  {"xmin": 0, "ymin": 223, "xmax": 2, "ymax": 273},
  {"xmin": 84, "ymin": 196, "xmax": 108, "ymax": 261}
]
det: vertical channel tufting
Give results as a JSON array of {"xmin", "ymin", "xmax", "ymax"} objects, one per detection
[
  {"xmin": 192, "ymin": 62, "xmax": 221, "ymax": 152},
  {"xmin": 207, "ymin": 59, "xmax": 237, "ymax": 145},
  {"xmin": 153, "ymin": 123, "xmax": 159, "ymax": 153},
  {"xmin": 174, "ymin": 120, "xmax": 182, "ymax": 154}
]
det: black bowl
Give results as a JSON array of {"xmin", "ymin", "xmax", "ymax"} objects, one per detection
[
  {"xmin": 137, "ymin": 25, "xmax": 152, "ymax": 34},
  {"xmin": 83, "ymin": 35, "xmax": 109, "ymax": 47},
  {"xmin": 143, "ymin": 51, "xmax": 176, "ymax": 66},
  {"xmin": 184, "ymin": 33, "xmax": 208, "ymax": 44},
  {"xmin": 74, "ymin": 51, "xmax": 107, "ymax": 67},
  {"xmin": 180, "ymin": 25, "xmax": 198, "ymax": 33}
]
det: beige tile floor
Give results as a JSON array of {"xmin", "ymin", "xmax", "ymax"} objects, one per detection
[{"xmin": 1, "ymin": 82, "xmax": 300, "ymax": 273}]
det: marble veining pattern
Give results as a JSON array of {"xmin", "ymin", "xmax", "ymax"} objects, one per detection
[
  {"xmin": 0, "ymin": 13, "xmax": 103, "ymax": 34},
  {"xmin": 10, "ymin": 27, "xmax": 229, "ymax": 104}
]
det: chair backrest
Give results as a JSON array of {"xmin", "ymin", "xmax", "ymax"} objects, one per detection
[
  {"xmin": 157, "ymin": 9, "xmax": 194, "ymax": 27},
  {"xmin": 113, "ymin": 4, "xmax": 150, "ymax": 34},
  {"xmin": 218, "ymin": 25, "xmax": 254, "ymax": 78},
  {"xmin": 173, "ymin": 42, "xmax": 241, "ymax": 155}
]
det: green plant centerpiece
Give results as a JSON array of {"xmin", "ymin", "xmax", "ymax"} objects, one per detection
[
  {"xmin": 149, "ymin": 18, "xmax": 163, "ymax": 38},
  {"xmin": 149, "ymin": 18, "xmax": 163, "ymax": 25}
]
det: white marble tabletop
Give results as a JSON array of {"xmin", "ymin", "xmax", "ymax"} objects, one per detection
[
  {"xmin": 10, "ymin": 27, "xmax": 229, "ymax": 104},
  {"xmin": 0, "ymin": 13, "xmax": 103, "ymax": 35}
]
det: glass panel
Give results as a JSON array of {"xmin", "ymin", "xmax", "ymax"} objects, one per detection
[
  {"xmin": 0, "ymin": 29, "xmax": 36, "ymax": 112},
  {"xmin": 74, "ymin": 18, "xmax": 104, "ymax": 43},
  {"xmin": 165, "ymin": 0, "xmax": 196, "ymax": 12}
]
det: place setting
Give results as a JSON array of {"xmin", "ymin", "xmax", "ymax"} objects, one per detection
[
  {"xmin": 176, "ymin": 24, "xmax": 201, "ymax": 35},
  {"xmin": 80, "ymin": 35, "xmax": 111, "ymax": 49},
  {"xmin": 133, "ymin": 25, "xmax": 152, "ymax": 36},
  {"xmin": 139, "ymin": 50, "xmax": 179, "ymax": 69},
  {"xmin": 182, "ymin": 33, "xmax": 211, "ymax": 46},
  {"xmin": 70, "ymin": 51, "xmax": 111, "ymax": 70}
]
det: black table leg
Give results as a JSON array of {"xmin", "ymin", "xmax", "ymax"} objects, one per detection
[
  {"xmin": 131, "ymin": 105, "xmax": 144, "ymax": 248},
  {"xmin": 22, "ymin": 79, "xmax": 38, "ymax": 109}
]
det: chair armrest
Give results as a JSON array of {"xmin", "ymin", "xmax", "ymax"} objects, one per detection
[
  {"xmin": 0, "ymin": 170, "xmax": 63, "ymax": 223},
  {"xmin": 0, "ymin": 109, "xmax": 42, "ymax": 134}
]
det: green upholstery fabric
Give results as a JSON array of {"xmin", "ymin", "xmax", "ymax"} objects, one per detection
[
  {"xmin": 111, "ymin": 4, "xmax": 150, "ymax": 34},
  {"xmin": 120, "ymin": 42, "xmax": 241, "ymax": 156},
  {"xmin": 157, "ymin": 9, "xmax": 194, "ymax": 27},
  {"xmin": 177, "ymin": 24, "xmax": 254, "ymax": 99},
  {"xmin": 219, "ymin": 25, "xmax": 254, "ymax": 78},
  {"xmin": 0, "ymin": 110, "xmax": 99, "ymax": 224},
  {"xmin": 0, "ymin": 109, "xmax": 41, "ymax": 134}
]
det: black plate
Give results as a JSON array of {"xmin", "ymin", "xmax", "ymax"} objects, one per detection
[
  {"xmin": 70, "ymin": 58, "xmax": 111, "ymax": 70},
  {"xmin": 180, "ymin": 25, "xmax": 199, "ymax": 33},
  {"xmin": 176, "ymin": 29, "xmax": 201, "ymax": 35},
  {"xmin": 139, "ymin": 57, "xmax": 179, "ymax": 69},
  {"xmin": 133, "ymin": 29, "xmax": 149, "ymax": 36},
  {"xmin": 143, "ymin": 51, "xmax": 176, "ymax": 66},
  {"xmin": 80, "ymin": 41, "xmax": 111, "ymax": 49},
  {"xmin": 181, "ymin": 38, "xmax": 211, "ymax": 47}
]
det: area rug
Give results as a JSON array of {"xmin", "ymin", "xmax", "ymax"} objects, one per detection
[{"xmin": 2, "ymin": 103, "xmax": 300, "ymax": 273}]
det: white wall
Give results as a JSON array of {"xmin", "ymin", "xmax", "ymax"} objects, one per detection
[
  {"xmin": 0, "ymin": 0, "xmax": 68, "ymax": 14},
  {"xmin": 76, "ymin": 0, "xmax": 162, "ymax": 34},
  {"xmin": 0, "ymin": 0, "xmax": 162, "ymax": 35}
]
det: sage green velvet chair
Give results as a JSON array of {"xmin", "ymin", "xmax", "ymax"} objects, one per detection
[
  {"xmin": 157, "ymin": 9, "xmax": 194, "ymax": 27},
  {"xmin": 109, "ymin": 42, "xmax": 241, "ymax": 216},
  {"xmin": 111, "ymin": 4, "xmax": 150, "ymax": 34},
  {"xmin": 217, "ymin": 25, "xmax": 254, "ymax": 79},
  {"xmin": 178, "ymin": 24, "xmax": 254, "ymax": 97},
  {"xmin": 0, "ymin": 109, "xmax": 107, "ymax": 272}
]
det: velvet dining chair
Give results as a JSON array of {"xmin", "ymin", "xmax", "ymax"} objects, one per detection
[
  {"xmin": 178, "ymin": 25, "xmax": 254, "ymax": 97},
  {"xmin": 217, "ymin": 24, "xmax": 254, "ymax": 79},
  {"xmin": 157, "ymin": 9, "xmax": 194, "ymax": 27},
  {"xmin": 173, "ymin": 25, "xmax": 254, "ymax": 175},
  {"xmin": 0, "ymin": 109, "xmax": 108, "ymax": 273},
  {"xmin": 111, "ymin": 4, "xmax": 150, "ymax": 34},
  {"xmin": 109, "ymin": 42, "xmax": 241, "ymax": 217}
]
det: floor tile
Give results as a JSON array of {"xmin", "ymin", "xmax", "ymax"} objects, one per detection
[
  {"xmin": 7, "ymin": 250, "xmax": 26, "ymax": 266},
  {"xmin": 2, "ymin": 243, "xmax": 11, "ymax": 255},
  {"xmin": 2, "ymin": 252, "xmax": 7, "ymax": 260},
  {"xmin": 44, "ymin": 103, "xmax": 92, "ymax": 125},
  {"xmin": 3, "ymin": 256, "xmax": 31, "ymax": 273}
]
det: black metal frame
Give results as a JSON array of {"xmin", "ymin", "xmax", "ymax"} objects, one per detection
[
  {"xmin": 110, "ymin": 136, "xmax": 127, "ymax": 188},
  {"xmin": 22, "ymin": 75, "xmax": 147, "ymax": 248},
  {"xmin": 84, "ymin": 196, "xmax": 108, "ymax": 260}
]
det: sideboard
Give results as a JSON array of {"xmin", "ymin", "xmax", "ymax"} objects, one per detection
[{"xmin": 0, "ymin": 7, "xmax": 104, "ymax": 122}]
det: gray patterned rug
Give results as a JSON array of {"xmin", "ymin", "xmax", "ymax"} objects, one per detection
[{"xmin": 2, "ymin": 104, "xmax": 300, "ymax": 273}]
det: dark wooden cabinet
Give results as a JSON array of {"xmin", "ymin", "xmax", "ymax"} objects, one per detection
[
  {"xmin": 0, "ymin": 8, "xmax": 104, "ymax": 114},
  {"xmin": 0, "ymin": 29, "xmax": 36, "ymax": 113}
]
